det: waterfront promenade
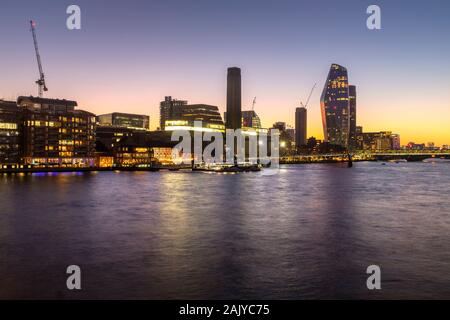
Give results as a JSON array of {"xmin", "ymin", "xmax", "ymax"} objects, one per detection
[{"xmin": 1, "ymin": 151, "xmax": 449, "ymax": 174}]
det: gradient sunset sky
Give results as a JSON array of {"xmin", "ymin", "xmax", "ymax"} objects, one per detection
[{"xmin": 1, "ymin": 0, "xmax": 449, "ymax": 145}]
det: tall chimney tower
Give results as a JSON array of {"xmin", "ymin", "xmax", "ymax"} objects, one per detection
[{"xmin": 226, "ymin": 67, "xmax": 242, "ymax": 129}]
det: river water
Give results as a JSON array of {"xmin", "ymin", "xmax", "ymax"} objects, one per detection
[{"xmin": 1, "ymin": 161, "xmax": 449, "ymax": 299}]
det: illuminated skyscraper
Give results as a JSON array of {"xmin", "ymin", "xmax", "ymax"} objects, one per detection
[
  {"xmin": 226, "ymin": 67, "xmax": 242, "ymax": 130},
  {"xmin": 348, "ymin": 85, "xmax": 357, "ymax": 150},
  {"xmin": 320, "ymin": 64, "xmax": 350, "ymax": 148},
  {"xmin": 295, "ymin": 107, "xmax": 307, "ymax": 147}
]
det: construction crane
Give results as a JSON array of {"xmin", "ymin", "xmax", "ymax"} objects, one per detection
[
  {"xmin": 30, "ymin": 20, "xmax": 48, "ymax": 97},
  {"xmin": 300, "ymin": 83, "xmax": 316, "ymax": 108},
  {"xmin": 251, "ymin": 97, "xmax": 256, "ymax": 111}
]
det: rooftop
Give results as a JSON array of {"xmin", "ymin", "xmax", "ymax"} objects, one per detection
[{"xmin": 17, "ymin": 96, "xmax": 78, "ymax": 107}]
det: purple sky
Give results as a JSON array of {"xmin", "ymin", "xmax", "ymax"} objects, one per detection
[{"xmin": 1, "ymin": 0, "xmax": 449, "ymax": 144}]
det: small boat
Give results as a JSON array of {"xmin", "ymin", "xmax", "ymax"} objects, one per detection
[
  {"xmin": 192, "ymin": 163, "xmax": 261, "ymax": 173},
  {"xmin": 347, "ymin": 153, "xmax": 353, "ymax": 168}
]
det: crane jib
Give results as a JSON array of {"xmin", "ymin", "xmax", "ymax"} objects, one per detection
[{"xmin": 30, "ymin": 20, "xmax": 48, "ymax": 97}]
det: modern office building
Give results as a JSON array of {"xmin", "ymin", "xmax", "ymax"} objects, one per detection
[
  {"xmin": 112, "ymin": 131, "xmax": 182, "ymax": 167},
  {"xmin": 241, "ymin": 110, "xmax": 261, "ymax": 129},
  {"xmin": 0, "ymin": 100, "xmax": 21, "ymax": 165},
  {"xmin": 224, "ymin": 110, "xmax": 261, "ymax": 129},
  {"xmin": 18, "ymin": 96, "xmax": 96, "ymax": 167},
  {"xmin": 348, "ymin": 85, "xmax": 357, "ymax": 150},
  {"xmin": 159, "ymin": 96, "xmax": 188, "ymax": 130},
  {"xmin": 406, "ymin": 142, "xmax": 425, "ymax": 150},
  {"xmin": 391, "ymin": 134, "xmax": 401, "ymax": 150},
  {"xmin": 286, "ymin": 127, "xmax": 295, "ymax": 143},
  {"xmin": 96, "ymin": 125, "xmax": 135, "ymax": 152},
  {"xmin": 175, "ymin": 104, "xmax": 224, "ymax": 126},
  {"xmin": 320, "ymin": 64, "xmax": 350, "ymax": 148},
  {"xmin": 360, "ymin": 131, "xmax": 393, "ymax": 151},
  {"xmin": 113, "ymin": 132, "xmax": 153, "ymax": 167},
  {"xmin": 355, "ymin": 129, "xmax": 400, "ymax": 151},
  {"xmin": 226, "ymin": 67, "xmax": 242, "ymax": 130},
  {"xmin": 97, "ymin": 112, "xmax": 149, "ymax": 130},
  {"xmin": 164, "ymin": 104, "xmax": 225, "ymax": 132},
  {"xmin": 356, "ymin": 126, "xmax": 364, "ymax": 150},
  {"xmin": 271, "ymin": 121, "xmax": 296, "ymax": 154},
  {"xmin": 295, "ymin": 107, "xmax": 307, "ymax": 147}
]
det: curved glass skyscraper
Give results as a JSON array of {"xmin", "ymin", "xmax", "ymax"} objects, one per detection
[{"xmin": 320, "ymin": 64, "xmax": 350, "ymax": 148}]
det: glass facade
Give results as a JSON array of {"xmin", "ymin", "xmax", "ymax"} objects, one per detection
[
  {"xmin": 320, "ymin": 64, "xmax": 350, "ymax": 148},
  {"xmin": 241, "ymin": 110, "xmax": 261, "ymax": 129},
  {"xmin": 97, "ymin": 112, "xmax": 149, "ymax": 130},
  {"xmin": 165, "ymin": 104, "xmax": 225, "ymax": 132}
]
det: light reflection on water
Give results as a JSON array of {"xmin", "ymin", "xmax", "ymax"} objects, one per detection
[{"xmin": 0, "ymin": 162, "xmax": 450, "ymax": 299}]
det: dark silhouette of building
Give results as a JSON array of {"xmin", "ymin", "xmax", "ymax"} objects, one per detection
[
  {"xmin": 317, "ymin": 141, "xmax": 346, "ymax": 153},
  {"xmin": 295, "ymin": 107, "xmax": 307, "ymax": 147},
  {"xmin": 272, "ymin": 122, "xmax": 286, "ymax": 132},
  {"xmin": 159, "ymin": 96, "xmax": 187, "ymax": 130},
  {"xmin": 320, "ymin": 64, "xmax": 350, "ymax": 148},
  {"xmin": 306, "ymin": 137, "xmax": 319, "ymax": 152},
  {"xmin": 96, "ymin": 126, "xmax": 135, "ymax": 153},
  {"xmin": 348, "ymin": 85, "xmax": 357, "ymax": 150},
  {"xmin": 226, "ymin": 67, "xmax": 242, "ymax": 130},
  {"xmin": 97, "ymin": 112, "xmax": 149, "ymax": 130}
]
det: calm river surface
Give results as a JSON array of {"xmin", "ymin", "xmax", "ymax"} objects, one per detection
[{"xmin": 1, "ymin": 161, "xmax": 450, "ymax": 299}]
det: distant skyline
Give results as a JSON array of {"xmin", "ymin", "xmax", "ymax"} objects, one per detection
[{"xmin": 1, "ymin": 0, "xmax": 449, "ymax": 145}]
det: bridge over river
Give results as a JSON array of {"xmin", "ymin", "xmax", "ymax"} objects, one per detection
[{"xmin": 280, "ymin": 152, "xmax": 450, "ymax": 164}]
